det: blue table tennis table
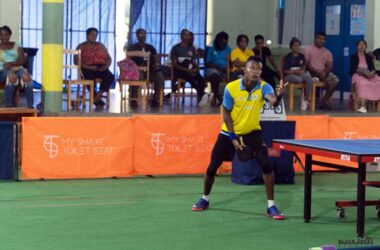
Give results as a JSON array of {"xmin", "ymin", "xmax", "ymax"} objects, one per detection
[{"xmin": 273, "ymin": 139, "xmax": 380, "ymax": 237}]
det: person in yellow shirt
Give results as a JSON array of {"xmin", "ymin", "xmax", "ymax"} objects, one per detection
[
  {"xmin": 192, "ymin": 56, "xmax": 288, "ymax": 220},
  {"xmin": 230, "ymin": 34, "xmax": 254, "ymax": 79}
]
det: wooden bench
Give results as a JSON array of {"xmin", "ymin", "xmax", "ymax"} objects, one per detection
[
  {"xmin": 0, "ymin": 107, "xmax": 38, "ymax": 122},
  {"xmin": 288, "ymin": 82, "xmax": 305, "ymax": 112},
  {"xmin": 352, "ymin": 82, "xmax": 380, "ymax": 112},
  {"xmin": 0, "ymin": 108, "xmax": 39, "ymax": 176},
  {"xmin": 287, "ymin": 81, "xmax": 327, "ymax": 112},
  {"xmin": 0, "ymin": 82, "xmax": 20, "ymax": 107},
  {"xmin": 310, "ymin": 81, "xmax": 327, "ymax": 112}
]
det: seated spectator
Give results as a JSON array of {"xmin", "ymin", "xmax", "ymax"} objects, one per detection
[
  {"xmin": 350, "ymin": 39, "xmax": 380, "ymax": 113},
  {"xmin": 230, "ymin": 34, "xmax": 254, "ymax": 80},
  {"xmin": 76, "ymin": 27, "xmax": 115, "ymax": 108},
  {"xmin": 205, "ymin": 31, "xmax": 231, "ymax": 104},
  {"xmin": 304, "ymin": 32, "xmax": 339, "ymax": 110},
  {"xmin": 161, "ymin": 55, "xmax": 174, "ymax": 103},
  {"xmin": 0, "ymin": 25, "xmax": 34, "ymax": 108},
  {"xmin": 283, "ymin": 37, "xmax": 314, "ymax": 111},
  {"xmin": 189, "ymin": 31, "xmax": 204, "ymax": 58},
  {"xmin": 252, "ymin": 34, "xmax": 280, "ymax": 89},
  {"xmin": 370, "ymin": 47, "xmax": 380, "ymax": 76},
  {"xmin": 126, "ymin": 28, "xmax": 164, "ymax": 107},
  {"xmin": 170, "ymin": 29, "xmax": 208, "ymax": 106}
]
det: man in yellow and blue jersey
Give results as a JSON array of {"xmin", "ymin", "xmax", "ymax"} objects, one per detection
[{"xmin": 192, "ymin": 56, "xmax": 288, "ymax": 220}]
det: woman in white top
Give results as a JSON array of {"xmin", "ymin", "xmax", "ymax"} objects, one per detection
[{"xmin": 0, "ymin": 25, "xmax": 34, "ymax": 108}]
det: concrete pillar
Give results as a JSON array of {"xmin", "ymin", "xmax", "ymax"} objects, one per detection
[{"xmin": 42, "ymin": 0, "xmax": 64, "ymax": 112}]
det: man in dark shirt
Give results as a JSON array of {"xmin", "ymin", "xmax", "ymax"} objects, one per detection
[
  {"xmin": 127, "ymin": 28, "xmax": 164, "ymax": 107},
  {"xmin": 170, "ymin": 29, "xmax": 208, "ymax": 106},
  {"xmin": 252, "ymin": 34, "xmax": 279, "ymax": 89}
]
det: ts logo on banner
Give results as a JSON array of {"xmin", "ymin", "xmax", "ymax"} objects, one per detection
[
  {"xmin": 151, "ymin": 133, "xmax": 165, "ymax": 156},
  {"xmin": 43, "ymin": 135, "xmax": 60, "ymax": 159}
]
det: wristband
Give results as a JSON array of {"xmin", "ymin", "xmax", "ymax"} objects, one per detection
[
  {"xmin": 229, "ymin": 132, "xmax": 237, "ymax": 140},
  {"xmin": 273, "ymin": 93, "xmax": 283, "ymax": 107}
]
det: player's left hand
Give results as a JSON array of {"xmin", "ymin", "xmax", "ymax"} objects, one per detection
[
  {"xmin": 97, "ymin": 66, "xmax": 108, "ymax": 72},
  {"xmin": 236, "ymin": 137, "xmax": 253, "ymax": 162},
  {"xmin": 232, "ymin": 139, "xmax": 242, "ymax": 150},
  {"xmin": 276, "ymin": 80, "xmax": 288, "ymax": 96},
  {"xmin": 367, "ymin": 71, "xmax": 376, "ymax": 79}
]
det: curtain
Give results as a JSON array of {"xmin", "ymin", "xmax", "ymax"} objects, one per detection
[
  {"xmin": 129, "ymin": 0, "xmax": 146, "ymax": 36},
  {"xmin": 280, "ymin": 0, "xmax": 315, "ymax": 46},
  {"xmin": 129, "ymin": 0, "xmax": 161, "ymax": 50}
]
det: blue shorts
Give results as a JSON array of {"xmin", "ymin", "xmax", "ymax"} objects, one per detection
[{"xmin": 0, "ymin": 68, "xmax": 29, "ymax": 83}]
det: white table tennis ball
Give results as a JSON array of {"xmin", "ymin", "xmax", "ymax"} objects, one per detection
[{"xmin": 266, "ymin": 40, "xmax": 272, "ymax": 45}]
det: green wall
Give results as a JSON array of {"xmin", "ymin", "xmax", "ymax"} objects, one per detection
[{"xmin": 207, "ymin": 0, "xmax": 276, "ymax": 48}]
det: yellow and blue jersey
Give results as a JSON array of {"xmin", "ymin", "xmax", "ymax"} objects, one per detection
[{"xmin": 221, "ymin": 79, "xmax": 274, "ymax": 135}]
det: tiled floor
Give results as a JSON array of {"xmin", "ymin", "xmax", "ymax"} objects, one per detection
[{"xmin": 2, "ymin": 86, "xmax": 380, "ymax": 117}]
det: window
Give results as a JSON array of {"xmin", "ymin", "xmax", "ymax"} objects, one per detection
[
  {"xmin": 21, "ymin": 0, "xmax": 116, "ymax": 83},
  {"xmin": 129, "ymin": 0, "xmax": 207, "ymax": 54},
  {"xmin": 21, "ymin": 0, "xmax": 43, "ymax": 83}
]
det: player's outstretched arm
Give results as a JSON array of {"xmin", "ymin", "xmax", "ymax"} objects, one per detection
[{"xmin": 266, "ymin": 80, "xmax": 288, "ymax": 107}]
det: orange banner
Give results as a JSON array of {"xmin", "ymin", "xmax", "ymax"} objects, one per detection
[
  {"xmin": 133, "ymin": 115, "xmax": 221, "ymax": 175},
  {"xmin": 287, "ymin": 115, "xmax": 329, "ymax": 140},
  {"xmin": 22, "ymin": 117, "xmax": 134, "ymax": 180},
  {"xmin": 21, "ymin": 115, "xmax": 379, "ymax": 179},
  {"xmin": 324, "ymin": 117, "xmax": 380, "ymax": 169},
  {"xmin": 286, "ymin": 116, "xmax": 380, "ymax": 171},
  {"xmin": 287, "ymin": 116, "xmax": 330, "ymax": 172},
  {"xmin": 329, "ymin": 117, "xmax": 380, "ymax": 139}
]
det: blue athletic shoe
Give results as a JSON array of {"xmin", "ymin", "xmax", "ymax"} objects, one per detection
[
  {"xmin": 267, "ymin": 206, "xmax": 285, "ymax": 220},
  {"xmin": 192, "ymin": 198, "xmax": 209, "ymax": 211}
]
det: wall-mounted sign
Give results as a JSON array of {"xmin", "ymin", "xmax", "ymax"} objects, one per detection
[
  {"xmin": 350, "ymin": 4, "xmax": 366, "ymax": 35},
  {"xmin": 326, "ymin": 5, "xmax": 341, "ymax": 35}
]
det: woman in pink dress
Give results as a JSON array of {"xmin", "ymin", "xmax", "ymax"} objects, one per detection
[{"xmin": 350, "ymin": 39, "xmax": 380, "ymax": 113}]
